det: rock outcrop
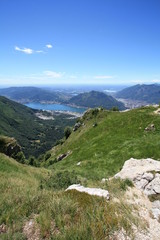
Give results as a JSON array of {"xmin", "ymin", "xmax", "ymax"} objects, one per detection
[
  {"xmin": 66, "ymin": 184, "xmax": 109, "ymax": 200},
  {"xmin": 115, "ymin": 158, "xmax": 160, "ymax": 220},
  {"xmin": 115, "ymin": 158, "xmax": 160, "ymax": 194},
  {"xmin": 0, "ymin": 136, "xmax": 21, "ymax": 157}
]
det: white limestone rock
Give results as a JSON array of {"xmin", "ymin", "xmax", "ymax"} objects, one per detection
[
  {"xmin": 152, "ymin": 201, "xmax": 160, "ymax": 220},
  {"xmin": 66, "ymin": 184, "xmax": 109, "ymax": 200},
  {"xmin": 115, "ymin": 158, "xmax": 160, "ymax": 196}
]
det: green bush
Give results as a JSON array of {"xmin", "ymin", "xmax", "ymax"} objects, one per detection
[
  {"xmin": 45, "ymin": 152, "xmax": 51, "ymax": 161},
  {"xmin": 111, "ymin": 106, "xmax": 119, "ymax": 111},
  {"xmin": 64, "ymin": 127, "xmax": 72, "ymax": 139},
  {"xmin": 92, "ymin": 108, "xmax": 99, "ymax": 116},
  {"xmin": 12, "ymin": 151, "xmax": 25, "ymax": 164},
  {"xmin": 42, "ymin": 170, "xmax": 80, "ymax": 190},
  {"xmin": 120, "ymin": 178, "xmax": 134, "ymax": 191}
]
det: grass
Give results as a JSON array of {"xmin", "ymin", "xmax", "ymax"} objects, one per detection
[
  {"xmin": 0, "ymin": 153, "xmax": 142, "ymax": 239},
  {"xmin": 1, "ymin": 106, "xmax": 159, "ymax": 239},
  {"xmin": 47, "ymin": 106, "xmax": 160, "ymax": 181}
]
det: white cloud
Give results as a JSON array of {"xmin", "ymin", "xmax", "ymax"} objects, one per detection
[
  {"xmin": 14, "ymin": 43, "xmax": 53, "ymax": 54},
  {"xmin": 44, "ymin": 71, "xmax": 64, "ymax": 78},
  {"xmin": 46, "ymin": 44, "xmax": 53, "ymax": 49},
  {"xmin": 94, "ymin": 75, "xmax": 114, "ymax": 79},
  {"xmin": 15, "ymin": 46, "xmax": 33, "ymax": 54}
]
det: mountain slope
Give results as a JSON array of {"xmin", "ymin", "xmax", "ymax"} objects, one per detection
[
  {"xmin": 68, "ymin": 90, "xmax": 125, "ymax": 110},
  {"xmin": 1, "ymin": 107, "xmax": 160, "ymax": 238},
  {"xmin": 48, "ymin": 106, "xmax": 160, "ymax": 180},
  {"xmin": 0, "ymin": 96, "xmax": 75, "ymax": 157},
  {"xmin": 116, "ymin": 84, "xmax": 160, "ymax": 103},
  {"xmin": 0, "ymin": 86, "xmax": 62, "ymax": 103},
  {"xmin": 0, "ymin": 152, "xmax": 143, "ymax": 239}
]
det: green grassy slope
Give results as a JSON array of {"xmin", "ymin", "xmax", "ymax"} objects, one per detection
[
  {"xmin": 48, "ymin": 106, "xmax": 160, "ymax": 180},
  {"xmin": 0, "ymin": 153, "xmax": 141, "ymax": 239},
  {"xmin": 0, "ymin": 153, "xmax": 49, "ymax": 237},
  {"xmin": 0, "ymin": 96, "xmax": 75, "ymax": 158}
]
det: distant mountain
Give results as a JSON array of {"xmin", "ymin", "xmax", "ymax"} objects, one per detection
[
  {"xmin": 0, "ymin": 96, "xmax": 75, "ymax": 157},
  {"xmin": 68, "ymin": 91, "xmax": 125, "ymax": 110},
  {"xmin": 116, "ymin": 84, "xmax": 160, "ymax": 104},
  {"xmin": 0, "ymin": 86, "xmax": 63, "ymax": 103}
]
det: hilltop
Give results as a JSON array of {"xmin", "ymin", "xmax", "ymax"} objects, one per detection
[
  {"xmin": 0, "ymin": 96, "xmax": 75, "ymax": 158},
  {"xmin": 116, "ymin": 84, "xmax": 160, "ymax": 104},
  {"xmin": 68, "ymin": 90, "xmax": 125, "ymax": 110}
]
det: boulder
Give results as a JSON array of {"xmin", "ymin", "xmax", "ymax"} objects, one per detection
[
  {"xmin": 66, "ymin": 184, "xmax": 109, "ymax": 200},
  {"xmin": 115, "ymin": 158, "xmax": 160, "ymax": 196},
  {"xmin": 73, "ymin": 122, "xmax": 81, "ymax": 131}
]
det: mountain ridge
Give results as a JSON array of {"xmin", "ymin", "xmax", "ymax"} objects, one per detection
[{"xmin": 116, "ymin": 84, "xmax": 160, "ymax": 104}]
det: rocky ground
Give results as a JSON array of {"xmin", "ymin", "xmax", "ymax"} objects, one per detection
[{"xmin": 114, "ymin": 158, "xmax": 160, "ymax": 239}]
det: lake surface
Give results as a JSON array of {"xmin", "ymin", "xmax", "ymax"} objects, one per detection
[{"xmin": 25, "ymin": 102, "xmax": 86, "ymax": 113}]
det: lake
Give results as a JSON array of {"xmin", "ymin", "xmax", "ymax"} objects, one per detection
[{"xmin": 25, "ymin": 102, "xmax": 86, "ymax": 113}]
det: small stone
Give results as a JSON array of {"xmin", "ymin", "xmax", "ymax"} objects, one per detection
[
  {"xmin": 0, "ymin": 224, "xmax": 7, "ymax": 234},
  {"xmin": 101, "ymin": 178, "xmax": 108, "ymax": 183}
]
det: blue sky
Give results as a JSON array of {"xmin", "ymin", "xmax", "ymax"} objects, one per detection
[{"xmin": 0, "ymin": 0, "xmax": 160, "ymax": 86}]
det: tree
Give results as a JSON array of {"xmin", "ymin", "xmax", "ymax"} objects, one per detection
[{"xmin": 64, "ymin": 127, "xmax": 72, "ymax": 139}]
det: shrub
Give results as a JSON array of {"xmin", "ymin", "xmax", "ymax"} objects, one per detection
[
  {"xmin": 92, "ymin": 108, "xmax": 99, "ymax": 116},
  {"xmin": 64, "ymin": 127, "xmax": 72, "ymax": 139},
  {"xmin": 45, "ymin": 152, "xmax": 51, "ymax": 161},
  {"xmin": 120, "ymin": 178, "xmax": 134, "ymax": 191},
  {"xmin": 13, "ymin": 151, "xmax": 25, "ymax": 164},
  {"xmin": 111, "ymin": 106, "xmax": 119, "ymax": 111},
  {"xmin": 42, "ymin": 170, "xmax": 80, "ymax": 190}
]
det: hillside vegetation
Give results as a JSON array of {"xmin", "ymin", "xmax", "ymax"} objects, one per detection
[
  {"xmin": 0, "ymin": 96, "xmax": 75, "ymax": 158},
  {"xmin": 116, "ymin": 84, "xmax": 160, "ymax": 104},
  {"xmin": 1, "ymin": 106, "xmax": 160, "ymax": 238},
  {"xmin": 47, "ymin": 106, "xmax": 160, "ymax": 180},
  {"xmin": 68, "ymin": 90, "xmax": 125, "ymax": 110},
  {"xmin": 0, "ymin": 153, "xmax": 142, "ymax": 239}
]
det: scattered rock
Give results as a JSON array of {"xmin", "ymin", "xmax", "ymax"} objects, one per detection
[
  {"xmin": 77, "ymin": 161, "xmax": 81, "ymax": 166},
  {"xmin": 101, "ymin": 178, "xmax": 108, "ymax": 183},
  {"xmin": 57, "ymin": 153, "xmax": 67, "ymax": 162},
  {"xmin": 0, "ymin": 224, "xmax": 7, "ymax": 234},
  {"xmin": 145, "ymin": 124, "xmax": 155, "ymax": 131},
  {"xmin": 66, "ymin": 184, "xmax": 109, "ymax": 200},
  {"xmin": 154, "ymin": 108, "xmax": 160, "ymax": 115},
  {"xmin": 73, "ymin": 122, "xmax": 81, "ymax": 131},
  {"xmin": 23, "ymin": 217, "xmax": 41, "ymax": 240}
]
